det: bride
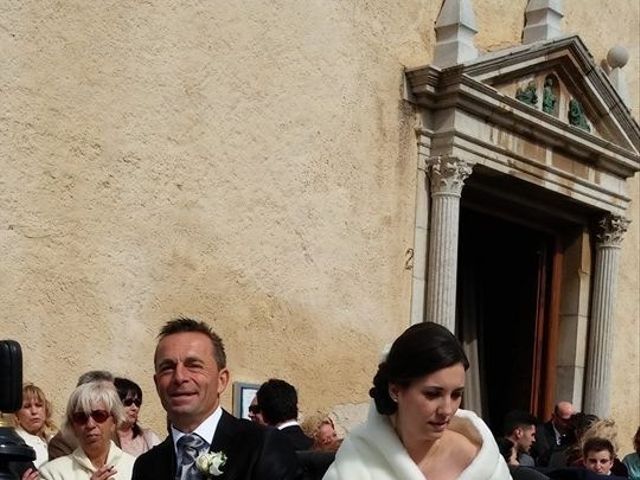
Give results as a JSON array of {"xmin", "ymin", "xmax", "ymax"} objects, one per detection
[{"xmin": 323, "ymin": 322, "xmax": 512, "ymax": 480}]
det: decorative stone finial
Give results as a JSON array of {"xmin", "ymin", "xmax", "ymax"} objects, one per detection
[
  {"xmin": 607, "ymin": 45, "xmax": 630, "ymax": 107},
  {"xmin": 433, "ymin": 0, "xmax": 478, "ymax": 68},
  {"xmin": 607, "ymin": 45, "xmax": 630, "ymax": 69},
  {"xmin": 522, "ymin": 0, "xmax": 564, "ymax": 44}
]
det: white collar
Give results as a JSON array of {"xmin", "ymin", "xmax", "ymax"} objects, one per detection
[
  {"xmin": 171, "ymin": 406, "xmax": 223, "ymax": 456},
  {"xmin": 277, "ymin": 420, "xmax": 299, "ymax": 430},
  {"xmin": 71, "ymin": 441, "xmax": 122, "ymax": 473},
  {"xmin": 552, "ymin": 423, "xmax": 563, "ymax": 444}
]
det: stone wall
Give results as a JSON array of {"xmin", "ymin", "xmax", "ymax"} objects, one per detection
[{"xmin": 1, "ymin": 0, "xmax": 637, "ymax": 454}]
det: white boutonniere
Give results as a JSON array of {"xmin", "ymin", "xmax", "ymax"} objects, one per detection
[{"xmin": 195, "ymin": 451, "xmax": 227, "ymax": 477}]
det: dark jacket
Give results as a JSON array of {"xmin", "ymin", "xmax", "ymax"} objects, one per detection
[
  {"xmin": 280, "ymin": 425, "xmax": 313, "ymax": 451},
  {"xmin": 547, "ymin": 467, "xmax": 628, "ymax": 480},
  {"xmin": 533, "ymin": 421, "xmax": 570, "ymax": 467},
  {"xmin": 509, "ymin": 466, "xmax": 550, "ymax": 480},
  {"xmin": 132, "ymin": 410, "xmax": 302, "ymax": 480}
]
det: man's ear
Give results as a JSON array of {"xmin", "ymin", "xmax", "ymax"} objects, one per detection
[
  {"xmin": 515, "ymin": 427, "xmax": 523, "ymax": 439},
  {"xmin": 217, "ymin": 368, "xmax": 230, "ymax": 396}
]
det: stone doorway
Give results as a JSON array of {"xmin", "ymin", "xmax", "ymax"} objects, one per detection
[
  {"xmin": 456, "ymin": 205, "xmax": 555, "ymax": 432},
  {"xmin": 454, "ymin": 168, "xmax": 598, "ymax": 429}
]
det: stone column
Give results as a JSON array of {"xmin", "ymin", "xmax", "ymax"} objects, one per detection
[
  {"xmin": 583, "ymin": 214, "xmax": 630, "ymax": 417},
  {"xmin": 410, "ymin": 138, "xmax": 431, "ymax": 325},
  {"xmin": 425, "ymin": 156, "xmax": 472, "ymax": 333}
]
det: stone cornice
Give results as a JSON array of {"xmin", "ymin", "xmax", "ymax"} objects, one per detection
[{"xmin": 406, "ymin": 64, "xmax": 640, "ymax": 179}]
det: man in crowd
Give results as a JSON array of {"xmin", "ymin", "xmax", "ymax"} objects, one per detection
[
  {"xmin": 248, "ymin": 395, "xmax": 266, "ymax": 426},
  {"xmin": 256, "ymin": 378, "xmax": 313, "ymax": 451},
  {"xmin": 132, "ymin": 317, "xmax": 301, "ymax": 480},
  {"xmin": 532, "ymin": 401, "xmax": 576, "ymax": 467},
  {"xmin": 503, "ymin": 410, "xmax": 539, "ymax": 467}
]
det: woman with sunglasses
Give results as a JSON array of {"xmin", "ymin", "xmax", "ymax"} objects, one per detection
[
  {"xmin": 113, "ymin": 377, "xmax": 160, "ymax": 457},
  {"xmin": 39, "ymin": 381, "xmax": 135, "ymax": 480}
]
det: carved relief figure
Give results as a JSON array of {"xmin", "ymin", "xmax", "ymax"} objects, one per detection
[
  {"xmin": 516, "ymin": 81, "xmax": 538, "ymax": 106},
  {"xmin": 542, "ymin": 75, "xmax": 558, "ymax": 115},
  {"xmin": 568, "ymin": 98, "xmax": 590, "ymax": 131}
]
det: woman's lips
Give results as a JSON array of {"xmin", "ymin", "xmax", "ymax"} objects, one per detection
[{"xmin": 429, "ymin": 421, "xmax": 448, "ymax": 431}]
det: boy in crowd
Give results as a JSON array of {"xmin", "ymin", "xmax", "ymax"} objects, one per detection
[{"xmin": 583, "ymin": 437, "xmax": 615, "ymax": 476}]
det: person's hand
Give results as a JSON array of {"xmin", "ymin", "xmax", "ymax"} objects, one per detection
[
  {"xmin": 90, "ymin": 465, "xmax": 117, "ymax": 480},
  {"xmin": 21, "ymin": 468, "xmax": 39, "ymax": 480}
]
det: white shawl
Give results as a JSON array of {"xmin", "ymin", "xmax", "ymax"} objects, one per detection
[{"xmin": 323, "ymin": 406, "xmax": 512, "ymax": 480}]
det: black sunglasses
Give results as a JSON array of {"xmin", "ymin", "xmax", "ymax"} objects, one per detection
[
  {"xmin": 71, "ymin": 409, "xmax": 111, "ymax": 424},
  {"xmin": 123, "ymin": 397, "xmax": 142, "ymax": 407},
  {"xmin": 248, "ymin": 405, "xmax": 261, "ymax": 414}
]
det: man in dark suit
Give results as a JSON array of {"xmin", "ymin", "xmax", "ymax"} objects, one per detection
[
  {"xmin": 132, "ymin": 318, "xmax": 301, "ymax": 480},
  {"xmin": 256, "ymin": 379, "xmax": 313, "ymax": 451},
  {"xmin": 532, "ymin": 401, "xmax": 575, "ymax": 467}
]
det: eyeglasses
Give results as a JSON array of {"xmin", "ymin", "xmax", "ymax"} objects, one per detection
[
  {"xmin": 71, "ymin": 410, "xmax": 111, "ymax": 425},
  {"xmin": 248, "ymin": 405, "xmax": 261, "ymax": 414},
  {"xmin": 123, "ymin": 398, "xmax": 142, "ymax": 407}
]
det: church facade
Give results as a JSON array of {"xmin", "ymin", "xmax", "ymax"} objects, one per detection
[{"xmin": 2, "ymin": 0, "xmax": 638, "ymax": 452}]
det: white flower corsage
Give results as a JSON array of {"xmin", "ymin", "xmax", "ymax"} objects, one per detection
[{"xmin": 195, "ymin": 451, "xmax": 227, "ymax": 477}]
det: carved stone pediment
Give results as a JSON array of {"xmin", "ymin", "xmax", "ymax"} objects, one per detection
[
  {"xmin": 405, "ymin": 35, "xmax": 640, "ymax": 215},
  {"xmin": 496, "ymin": 71, "xmax": 597, "ymax": 136},
  {"xmin": 465, "ymin": 36, "xmax": 638, "ymax": 150}
]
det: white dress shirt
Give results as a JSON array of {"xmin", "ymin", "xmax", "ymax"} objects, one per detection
[{"xmin": 170, "ymin": 405, "xmax": 223, "ymax": 456}]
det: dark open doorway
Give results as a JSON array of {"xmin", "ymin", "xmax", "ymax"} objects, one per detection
[{"xmin": 456, "ymin": 206, "xmax": 557, "ymax": 434}]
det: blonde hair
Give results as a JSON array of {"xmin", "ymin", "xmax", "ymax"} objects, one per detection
[
  {"xmin": 62, "ymin": 381, "xmax": 125, "ymax": 439},
  {"xmin": 15, "ymin": 383, "xmax": 57, "ymax": 438},
  {"xmin": 300, "ymin": 412, "xmax": 343, "ymax": 452},
  {"xmin": 301, "ymin": 412, "xmax": 335, "ymax": 438},
  {"xmin": 581, "ymin": 418, "xmax": 620, "ymax": 456}
]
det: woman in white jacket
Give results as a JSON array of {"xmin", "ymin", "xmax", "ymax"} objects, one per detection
[
  {"xmin": 38, "ymin": 381, "xmax": 135, "ymax": 480},
  {"xmin": 323, "ymin": 322, "xmax": 512, "ymax": 480}
]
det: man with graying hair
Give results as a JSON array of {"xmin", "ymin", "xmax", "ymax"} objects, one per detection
[
  {"xmin": 132, "ymin": 317, "xmax": 301, "ymax": 480},
  {"xmin": 47, "ymin": 369, "xmax": 116, "ymax": 459}
]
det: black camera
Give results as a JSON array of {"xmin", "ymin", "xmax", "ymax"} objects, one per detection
[{"xmin": 0, "ymin": 340, "xmax": 36, "ymax": 480}]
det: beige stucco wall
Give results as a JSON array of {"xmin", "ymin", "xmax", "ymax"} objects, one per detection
[
  {"xmin": 1, "ymin": 0, "xmax": 638, "ymax": 454},
  {"xmin": 563, "ymin": 2, "xmax": 640, "ymax": 456}
]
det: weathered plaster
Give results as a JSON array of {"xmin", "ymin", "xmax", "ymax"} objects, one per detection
[{"xmin": 0, "ymin": 0, "xmax": 638, "ymax": 451}]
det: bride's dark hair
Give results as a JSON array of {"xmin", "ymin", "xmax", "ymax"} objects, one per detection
[{"xmin": 369, "ymin": 322, "xmax": 469, "ymax": 415}]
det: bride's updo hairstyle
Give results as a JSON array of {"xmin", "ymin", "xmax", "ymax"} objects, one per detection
[{"xmin": 369, "ymin": 322, "xmax": 469, "ymax": 415}]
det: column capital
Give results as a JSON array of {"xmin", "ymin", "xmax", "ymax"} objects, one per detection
[
  {"xmin": 595, "ymin": 214, "xmax": 630, "ymax": 247},
  {"xmin": 426, "ymin": 156, "xmax": 473, "ymax": 195}
]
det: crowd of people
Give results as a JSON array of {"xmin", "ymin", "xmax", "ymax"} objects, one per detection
[
  {"xmin": 7, "ymin": 317, "xmax": 640, "ymax": 480},
  {"xmin": 494, "ymin": 400, "xmax": 640, "ymax": 480}
]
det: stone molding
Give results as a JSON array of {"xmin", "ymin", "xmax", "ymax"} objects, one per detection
[
  {"xmin": 426, "ymin": 156, "xmax": 473, "ymax": 195},
  {"xmin": 595, "ymin": 214, "xmax": 631, "ymax": 247},
  {"xmin": 405, "ymin": 35, "xmax": 640, "ymax": 216}
]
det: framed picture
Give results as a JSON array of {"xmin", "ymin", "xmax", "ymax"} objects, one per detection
[{"xmin": 232, "ymin": 381, "xmax": 260, "ymax": 419}]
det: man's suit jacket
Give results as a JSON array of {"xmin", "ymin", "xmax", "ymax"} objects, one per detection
[
  {"xmin": 547, "ymin": 467, "xmax": 627, "ymax": 480},
  {"xmin": 532, "ymin": 421, "xmax": 565, "ymax": 467},
  {"xmin": 280, "ymin": 425, "xmax": 313, "ymax": 451},
  {"xmin": 132, "ymin": 410, "xmax": 302, "ymax": 480}
]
